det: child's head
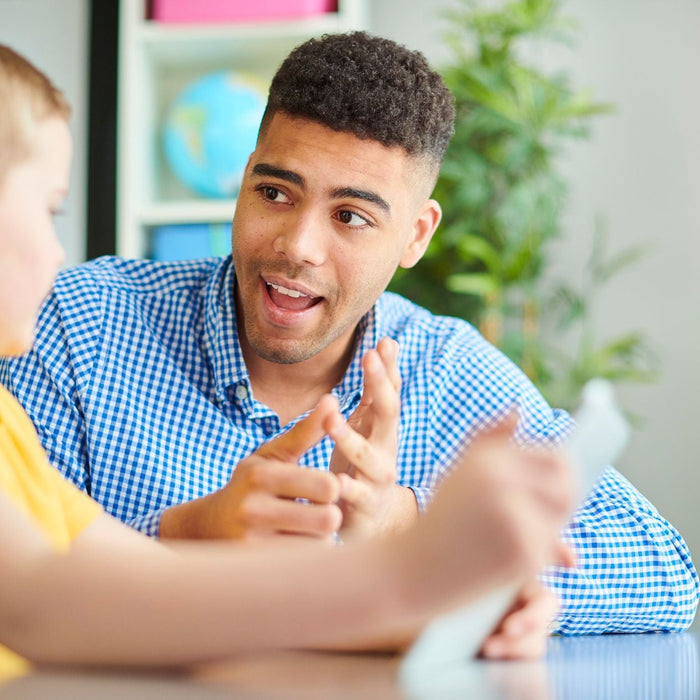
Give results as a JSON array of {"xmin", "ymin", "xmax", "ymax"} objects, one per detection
[{"xmin": 0, "ymin": 45, "xmax": 72, "ymax": 357}]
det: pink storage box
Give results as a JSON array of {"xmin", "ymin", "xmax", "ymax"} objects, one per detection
[{"xmin": 150, "ymin": 0, "xmax": 337, "ymax": 23}]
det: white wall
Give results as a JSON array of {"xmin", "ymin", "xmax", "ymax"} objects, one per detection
[
  {"xmin": 0, "ymin": 0, "xmax": 89, "ymax": 266},
  {"xmin": 371, "ymin": 0, "xmax": 700, "ymax": 604},
  {"xmin": 545, "ymin": 1, "xmax": 700, "ymax": 589}
]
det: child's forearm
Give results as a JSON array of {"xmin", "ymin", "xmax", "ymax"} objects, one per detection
[{"xmin": 2, "ymin": 513, "xmax": 425, "ymax": 666}]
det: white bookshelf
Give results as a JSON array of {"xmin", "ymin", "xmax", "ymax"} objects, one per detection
[{"xmin": 116, "ymin": 0, "xmax": 368, "ymax": 259}]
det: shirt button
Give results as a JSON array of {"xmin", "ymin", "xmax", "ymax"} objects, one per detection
[{"xmin": 234, "ymin": 385, "xmax": 248, "ymax": 400}]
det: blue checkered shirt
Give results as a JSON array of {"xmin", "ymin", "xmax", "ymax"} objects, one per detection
[{"xmin": 1, "ymin": 256, "xmax": 697, "ymax": 634}]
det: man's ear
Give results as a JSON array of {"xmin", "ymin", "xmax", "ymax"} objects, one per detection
[{"xmin": 399, "ymin": 199, "xmax": 442, "ymax": 269}]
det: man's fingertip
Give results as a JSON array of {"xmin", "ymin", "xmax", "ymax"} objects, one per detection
[
  {"xmin": 327, "ymin": 412, "xmax": 347, "ymax": 438},
  {"xmin": 480, "ymin": 638, "xmax": 502, "ymax": 658},
  {"xmin": 336, "ymin": 473, "xmax": 352, "ymax": 499},
  {"xmin": 328, "ymin": 472, "xmax": 343, "ymax": 502},
  {"xmin": 317, "ymin": 393, "xmax": 339, "ymax": 413}
]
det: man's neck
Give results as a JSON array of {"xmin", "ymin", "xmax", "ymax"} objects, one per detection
[{"xmin": 242, "ymin": 336, "xmax": 356, "ymax": 427}]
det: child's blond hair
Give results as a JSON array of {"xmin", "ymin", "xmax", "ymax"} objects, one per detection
[{"xmin": 0, "ymin": 44, "xmax": 71, "ymax": 185}]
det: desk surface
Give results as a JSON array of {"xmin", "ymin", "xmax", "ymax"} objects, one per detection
[{"xmin": 0, "ymin": 632, "xmax": 697, "ymax": 700}]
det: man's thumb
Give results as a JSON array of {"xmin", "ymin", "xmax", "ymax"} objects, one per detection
[{"xmin": 257, "ymin": 394, "xmax": 339, "ymax": 461}]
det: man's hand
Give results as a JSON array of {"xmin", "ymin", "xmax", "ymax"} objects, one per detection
[
  {"xmin": 328, "ymin": 338, "xmax": 417, "ymax": 539},
  {"xmin": 159, "ymin": 396, "xmax": 343, "ymax": 541},
  {"xmin": 478, "ymin": 572, "xmax": 572, "ymax": 660}
]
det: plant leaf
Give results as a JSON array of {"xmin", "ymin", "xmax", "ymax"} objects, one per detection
[{"xmin": 446, "ymin": 272, "xmax": 501, "ymax": 297}]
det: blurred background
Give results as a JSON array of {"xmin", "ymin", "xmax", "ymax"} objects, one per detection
[{"xmin": 1, "ymin": 0, "xmax": 699, "ymax": 624}]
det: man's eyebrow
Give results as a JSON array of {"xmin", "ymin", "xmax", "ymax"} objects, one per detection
[
  {"xmin": 252, "ymin": 164, "xmax": 390, "ymax": 214},
  {"xmin": 252, "ymin": 163, "xmax": 304, "ymax": 187},
  {"xmin": 331, "ymin": 187, "xmax": 390, "ymax": 214}
]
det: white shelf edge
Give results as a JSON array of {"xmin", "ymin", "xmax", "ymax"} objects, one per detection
[{"xmin": 139, "ymin": 200, "xmax": 237, "ymax": 226}]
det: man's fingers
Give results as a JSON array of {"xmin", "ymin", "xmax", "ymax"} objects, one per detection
[
  {"xmin": 337, "ymin": 473, "xmax": 376, "ymax": 514},
  {"xmin": 355, "ymin": 339, "xmax": 400, "ymax": 414},
  {"xmin": 377, "ymin": 337, "xmax": 401, "ymax": 392},
  {"xmin": 326, "ymin": 411, "xmax": 396, "ymax": 484},
  {"xmin": 480, "ymin": 628, "xmax": 548, "ymax": 660},
  {"xmin": 327, "ymin": 339, "xmax": 403, "ymax": 537},
  {"xmin": 480, "ymin": 584, "xmax": 558, "ymax": 660},
  {"xmin": 244, "ymin": 461, "xmax": 340, "ymax": 503},
  {"xmin": 257, "ymin": 394, "xmax": 339, "ymax": 461},
  {"xmin": 363, "ymin": 351, "xmax": 400, "ymax": 425},
  {"xmin": 238, "ymin": 494, "xmax": 342, "ymax": 539},
  {"xmin": 500, "ymin": 585, "xmax": 559, "ymax": 637}
]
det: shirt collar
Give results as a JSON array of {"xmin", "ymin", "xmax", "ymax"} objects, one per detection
[
  {"xmin": 203, "ymin": 256, "xmax": 383, "ymax": 404},
  {"xmin": 203, "ymin": 257, "xmax": 249, "ymax": 403},
  {"xmin": 334, "ymin": 301, "xmax": 381, "ymax": 400}
]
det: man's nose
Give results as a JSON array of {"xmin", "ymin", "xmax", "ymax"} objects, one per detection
[{"xmin": 272, "ymin": 210, "xmax": 327, "ymax": 266}]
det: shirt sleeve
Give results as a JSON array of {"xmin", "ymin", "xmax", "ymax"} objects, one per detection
[
  {"xmin": 542, "ymin": 466, "xmax": 700, "ymax": 634},
  {"xmin": 126, "ymin": 507, "xmax": 168, "ymax": 537}
]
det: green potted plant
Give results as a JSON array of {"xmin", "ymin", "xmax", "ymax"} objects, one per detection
[{"xmin": 389, "ymin": 0, "xmax": 657, "ymax": 410}]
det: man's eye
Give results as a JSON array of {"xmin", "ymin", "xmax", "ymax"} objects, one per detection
[
  {"xmin": 258, "ymin": 186, "xmax": 289, "ymax": 203},
  {"xmin": 337, "ymin": 210, "xmax": 369, "ymax": 227}
]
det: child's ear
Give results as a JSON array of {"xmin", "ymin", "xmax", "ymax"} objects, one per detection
[{"xmin": 399, "ymin": 199, "xmax": 441, "ymax": 269}]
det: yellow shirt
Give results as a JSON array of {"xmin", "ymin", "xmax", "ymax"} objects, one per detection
[{"xmin": 0, "ymin": 384, "xmax": 102, "ymax": 678}]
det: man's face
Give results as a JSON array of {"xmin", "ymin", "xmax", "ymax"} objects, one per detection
[
  {"xmin": 231, "ymin": 113, "xmax": 440, "ymax": 367},
  {"xmin": 0, "ymin": 117, "xmax": 69, "ymax": 357}
]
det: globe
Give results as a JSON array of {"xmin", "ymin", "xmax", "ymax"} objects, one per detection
[{"xmin": 162, "ymin": 71, "xmax": 266, "ymax": 199}]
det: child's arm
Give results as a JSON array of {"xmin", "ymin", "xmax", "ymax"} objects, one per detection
[
  {"xmin": 0, "ymin": 497, "xmax": 406, "ymax": 666},
  {"xmin": 0, "ymin": 416, "xmax": 572, "ymax": 668}
]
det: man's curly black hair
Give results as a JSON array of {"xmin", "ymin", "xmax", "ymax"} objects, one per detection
[{"xmin": 261, "ymin": 31, "xmax": 456, "ymax": 169}]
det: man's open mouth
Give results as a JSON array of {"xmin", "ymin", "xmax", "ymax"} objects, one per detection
[{"xmin": 265, "ymin": 281, "xmax": 323, "ymax": 312}]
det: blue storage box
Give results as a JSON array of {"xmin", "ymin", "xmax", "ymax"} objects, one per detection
[{"xmin": 150, "ymin": 223, "xmax": 231, "ymax": 261}]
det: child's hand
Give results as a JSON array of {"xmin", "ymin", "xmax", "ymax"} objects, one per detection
[{"xmin": 397, "ymin": 416, "xmax": 575, "ymax": 637}]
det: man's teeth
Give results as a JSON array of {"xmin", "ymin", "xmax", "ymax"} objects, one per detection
[{"xmin": 267, "ymin": 282, "xmax": 309, "ymax": 299}]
